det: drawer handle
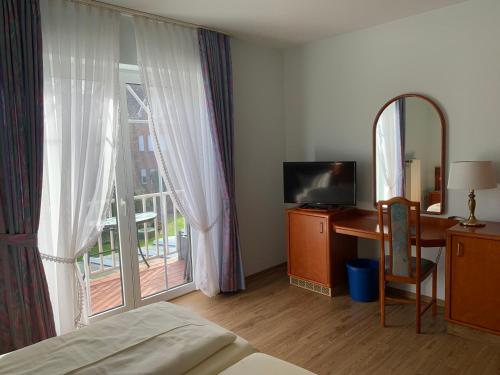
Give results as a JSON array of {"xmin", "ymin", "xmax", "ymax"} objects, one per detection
[
  {"xmin": 320, "ymin": 222, "xmax": 324, "ymax": 233},
  {"xmin": 457, "ymin": 242, "xmax": 464, "ymax": 257}
]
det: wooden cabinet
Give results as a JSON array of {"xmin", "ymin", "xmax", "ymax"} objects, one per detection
[
  {"xmin": 288, "ymin": 212, "xmax": 329, "ymax": 284},
  {"xmin": 286, "ymin": 208, "xmax": 357, "ymax": 295},
  {"xmin": 446, "ymin": 223, "xmax": 500, "ymax": 335}
]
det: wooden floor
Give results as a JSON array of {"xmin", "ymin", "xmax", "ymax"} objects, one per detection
[
  {"xmin": 173, "ymin": 265, "xmax": 500, "ymax": 375},
  {"xmin": 90, "ymin": 258, "xmax": 188, "ymax": 314}
]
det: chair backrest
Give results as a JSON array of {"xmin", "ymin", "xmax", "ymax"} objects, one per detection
[{"xmin": 377, "ymin": 197, "xmax": 421, "ymax": 278}]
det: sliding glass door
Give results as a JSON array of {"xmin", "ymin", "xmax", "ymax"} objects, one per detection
[{"xmin": 78, "ymin": 65, "xmax": 195, "ymax": 321}]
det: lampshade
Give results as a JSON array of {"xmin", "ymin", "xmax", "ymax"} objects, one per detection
[{"xmin": 447, "ymin": 161, "xmax": 497, "ymax": 190}]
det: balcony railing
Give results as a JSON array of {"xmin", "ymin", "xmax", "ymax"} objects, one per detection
[{"xmin": 86, "ymin": 191, "xmax": 188, "ymax": 276}]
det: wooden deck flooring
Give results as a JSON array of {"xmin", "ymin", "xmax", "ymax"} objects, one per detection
[
  {"xmin": 90, "ymin": 258, "xmax": 188, "ymax": 314},
  {"xmin": 173, "ymin": 264, "xmax": 500, "ymax": 375}
]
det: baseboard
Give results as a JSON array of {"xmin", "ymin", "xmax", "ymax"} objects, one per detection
[
  {"xmin": 386, "ymin": 287, "xmax": 445, "ymax": 307},
  {"xmin": 245, "ymin": 262, "xmax": 286, "ymax": 282}
]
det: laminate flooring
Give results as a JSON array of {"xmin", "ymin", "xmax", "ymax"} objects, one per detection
[{"xmin": 173, "ymin": 265, "xmax": 500, "ymax": 375}]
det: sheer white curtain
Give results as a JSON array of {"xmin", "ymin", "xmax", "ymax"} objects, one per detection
[
  {"xmin": 133, "ymin": 19, "xmax": 222, "ymax": 296},
  {"xmin": 38, "ymin": 0, "xmax": 120, "ymax": 334},
  {"xmin": 376, "ymin": 102, "xmax": 404, "ymax": 201}
]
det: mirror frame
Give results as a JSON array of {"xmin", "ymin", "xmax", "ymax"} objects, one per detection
[{"xmin": 372, "ymin": 93, "xmax": 446, "ymax": 215}]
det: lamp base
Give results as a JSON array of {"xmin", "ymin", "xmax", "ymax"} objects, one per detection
[
  {"xmin": 460, "ymin": 189, "xmax": 486, "ymax": 227},
  {"xmin": 459, "ymin": 220, "xmax": 486, "ymax": 228}
]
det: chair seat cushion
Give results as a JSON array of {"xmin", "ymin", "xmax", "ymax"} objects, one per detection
[{"xmin": 385, "ymin": 256, "xmax": 435, "ymax": 277}]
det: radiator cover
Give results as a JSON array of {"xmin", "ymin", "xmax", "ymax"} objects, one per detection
[{"xmin": 289, "ymin": 276, "xmax": 331, "ymax": 297}]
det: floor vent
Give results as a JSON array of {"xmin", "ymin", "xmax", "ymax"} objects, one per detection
[{"xmin": 290, "ymin": 276, "xmax": 331, "ymax": 296}]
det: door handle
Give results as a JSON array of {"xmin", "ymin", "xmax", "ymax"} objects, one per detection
[
  {"xmin": 320, "ymin": 222, "xmax": 324, "ymax": 233},
  {"xmin": 457, "ymin": 242, "xmax": 464, "ymax": 257}
]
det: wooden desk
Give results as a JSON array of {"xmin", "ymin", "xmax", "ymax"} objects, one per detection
[
  {"xmin": 286, "ymin": 208, "xmax": 458, "ymax": 296},
  {"xmin": 332, "ymin": 209, "xmax": 458, "ymax": 247},
  {"xmin": 287, "ymin": 207, "xmax": 499, "ymax": 337}
]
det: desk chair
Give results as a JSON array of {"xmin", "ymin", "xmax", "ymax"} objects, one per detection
[{"xmin": 377, "ymin": 197, "xmax": 437, "ymax": 334}]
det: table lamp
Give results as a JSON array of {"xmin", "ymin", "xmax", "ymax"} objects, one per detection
[{"xmin": 447, "ymin": 161, "xmax": 497, "ymax": 227}]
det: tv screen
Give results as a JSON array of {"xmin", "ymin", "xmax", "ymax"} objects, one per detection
[{"xmin": 283, "ymin": 161, "xmax": 356, "ymax": 206}]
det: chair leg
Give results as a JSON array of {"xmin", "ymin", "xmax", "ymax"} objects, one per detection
[
  {"xmin": 380, "ymin": 279, "xmax": 385, "ymax": 327},
  {"xmin": 432, "ymin": 266, "xmax": 437, "ymax": 316},
  {"xmin": 416, "ymin": 281, "xmax": 421, "ymax": 334}
]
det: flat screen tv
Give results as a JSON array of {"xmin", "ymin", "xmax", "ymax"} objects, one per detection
[{"xmin": 283, "ymin": 161, "xmax": 356, "ymax": 207}]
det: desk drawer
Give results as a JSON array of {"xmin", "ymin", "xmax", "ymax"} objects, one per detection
[{"xmin": 449, "ymin": 235, "xmax": 500, "ymax": 332}]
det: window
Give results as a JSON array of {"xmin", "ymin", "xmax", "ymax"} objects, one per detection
[
  {"xmin": 140, "ymin": 168, "xmax": 147, "ymax": 184},
  {"xmin": 138, "ymin": 135, "xmax": 145, "ymax": 152},
  {"xmin": 147, "ymin": 135, "xmax": 154, "ymax": 151}
]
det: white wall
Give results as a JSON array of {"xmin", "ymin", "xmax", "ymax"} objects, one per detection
[
  {"xmin": 283, "ymin": 0, "xmax": 500, "ymax": 298},
  {"xmin": 231, "ymin": 39, "xmax": 287, "ymax": 276}
]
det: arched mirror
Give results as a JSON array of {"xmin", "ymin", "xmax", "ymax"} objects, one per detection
[{"xmin": 372, "ymin": 93, "xmax": 446, "ymax": 214}]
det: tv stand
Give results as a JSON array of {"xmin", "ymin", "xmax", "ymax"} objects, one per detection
[
  {"xmin": 299, "ymin": 203, "xmax": 342, "ymax": 210},
  {"xmin": 286, "ymin": 208, "xmax": 357, "ymax": 296}
]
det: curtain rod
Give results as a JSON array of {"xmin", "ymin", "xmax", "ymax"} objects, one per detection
[{"xmin": 69, "ymin": 0, "xmax": 229, "ymax": 35}]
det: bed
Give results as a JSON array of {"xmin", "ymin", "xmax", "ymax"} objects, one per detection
[
  {"xmin": 1, "ymin": 301, "xmax": 317, "ymax": 374},
  {"xmin": 0, "ymin": 302, "xmax": 255, "ymax": 374}
]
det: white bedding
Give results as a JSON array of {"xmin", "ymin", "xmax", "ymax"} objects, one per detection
[
  {"xmin": 186, "ymin": 336, "xmax": 255, "ymax": 375},
  {"xmin": 0, "ymin": 302, "xmax": 254, "ymax": 375},
  {"xmin": 426, "ymin": 202, "xmax": 441, "ymax": 213},
  {"xmin": 221, "ymin": 353, "xmax": 316, "ymax": 375}
]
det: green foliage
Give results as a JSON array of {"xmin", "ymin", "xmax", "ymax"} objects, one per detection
[{"xmin": 88, "ymin": 216, "xmax": 186, "ymax": 257}]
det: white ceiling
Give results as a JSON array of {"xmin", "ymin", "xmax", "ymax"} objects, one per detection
[{"xmin": 103, "ymin": 0, "xmax": 468, "ymax": 47}]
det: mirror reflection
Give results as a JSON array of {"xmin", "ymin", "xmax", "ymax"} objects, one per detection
[{"xmin": 374, "ymin": 95, "xmax": 444, "ymax": 214}]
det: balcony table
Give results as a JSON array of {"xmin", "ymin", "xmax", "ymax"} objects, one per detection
[{"xmin": 102, "ymin": 211, "xmax": 158, "ymax": 268}]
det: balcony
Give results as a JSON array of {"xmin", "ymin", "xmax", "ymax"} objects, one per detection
[{"xmin": 80, "ymin": 191, "xmax": 192, "ymax": 315}]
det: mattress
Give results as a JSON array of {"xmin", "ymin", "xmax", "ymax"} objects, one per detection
[{"xmin": 0, "ymin": 302, "xmax": 255, "ymax": 375}]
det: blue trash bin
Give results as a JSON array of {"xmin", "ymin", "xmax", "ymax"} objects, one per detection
[{"xmin": 346, "ymin": 259, "xmax": 379, "ymax": 302}]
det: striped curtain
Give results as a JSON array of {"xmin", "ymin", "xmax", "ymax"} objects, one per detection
[
  {"xmin": 198, "ymin": 29, "xmax": 245, "ymax": 292},
  {"xmin": 0, "ymin": 0, "xmax": 56, "ymax": 353},
  {"xmin": 395, "ymin": 98, "xmax": 406, "ymax": 195}
]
